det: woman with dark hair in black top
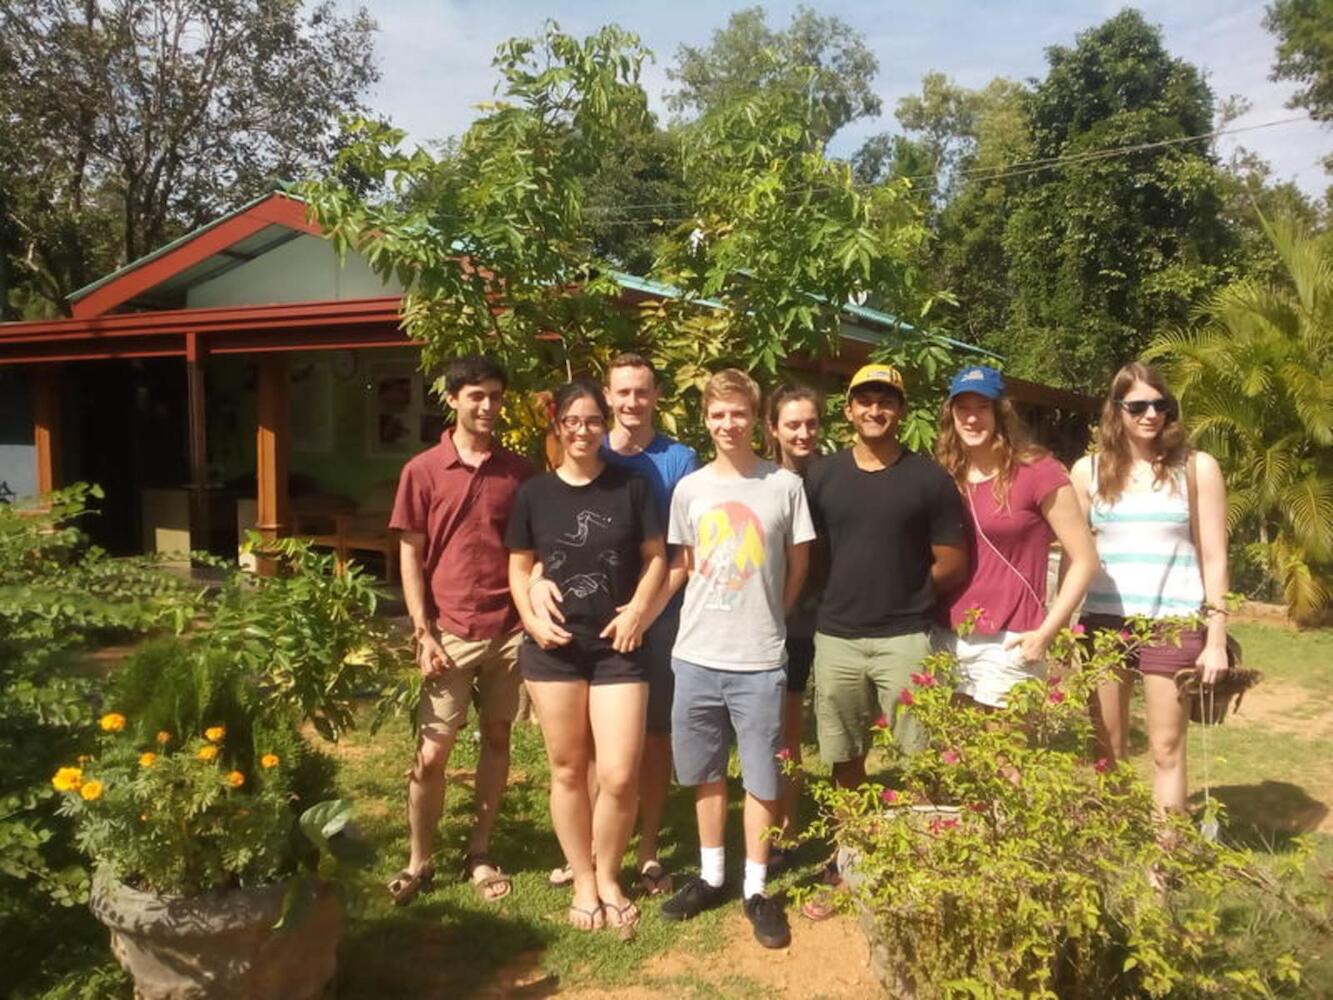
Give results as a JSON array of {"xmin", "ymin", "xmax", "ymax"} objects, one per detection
[{"xmin": 506, "ymin": 379, "xmax": 666, "ymax": 936}]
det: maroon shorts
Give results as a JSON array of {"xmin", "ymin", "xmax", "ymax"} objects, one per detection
[{"xmin": 1079, "ymin": 613, "xmax": 1205, "ymax": 676}]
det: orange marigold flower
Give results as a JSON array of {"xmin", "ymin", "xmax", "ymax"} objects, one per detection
[
  {"xmin": 204, "ymin": 726, "xmax": 225, "ymax": 743},
  {"xmin": 80, "ymin": 780, "xmax": 104, "ymax": 801},
  {"xmin": 51, "ymin": 767, "xmax": 83, "ymax": 792},
  {"xmin": 138, "ymin": 752, "xmax": 157, "ymax": 768},
  {"xmin": 100, "ymin": 713, "xmax": 126, "ymax": 733},
  {"xmin": 155, "ymin": 731, "xmax": 172, "ymax": 745},
  {"xmin": 226, "ymin": 771, "xmax": 245, "ymax": 789},
  {"xmin": 260, "ymin": 753, "xmax": 280, "ymax": 769},
  {"xmin": 197, "ymin": 745, "xmax": 219, "ymax": 762}
]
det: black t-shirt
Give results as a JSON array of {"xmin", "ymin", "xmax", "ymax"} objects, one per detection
[
  {"xmin": 805, "ymin": 448, "xmax": 965, "ymax": 638},
  {"xmin": 504, "ymin": 464, "xmax": 662, "ymax": 638}
]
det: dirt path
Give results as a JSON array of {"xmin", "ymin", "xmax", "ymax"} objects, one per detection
[{"xmin": 483, "ymin": 911, "xmax": 878, "ymax": 999}]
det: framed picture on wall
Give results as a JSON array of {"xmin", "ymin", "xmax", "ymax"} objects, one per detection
[{"xmin": 367, "ymin": 364, "xmax": 449, "ymax": 455}]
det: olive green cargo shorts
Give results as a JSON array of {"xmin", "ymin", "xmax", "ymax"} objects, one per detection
[{"xmin": 813, "ymin": 631, "xmax": 929, "ymax": 763}]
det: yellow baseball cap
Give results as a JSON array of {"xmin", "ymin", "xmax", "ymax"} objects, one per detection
[{"xmin": 847, "ymin": 363, "xmax": 905, "ymax": 396}]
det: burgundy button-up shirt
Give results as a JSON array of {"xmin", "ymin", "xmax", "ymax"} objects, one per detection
[{"xmin": 389, "ymin": 430, "xmax": 535, "ymax": 640}]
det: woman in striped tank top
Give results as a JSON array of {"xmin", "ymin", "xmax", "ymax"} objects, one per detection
[{"xmin": 1070, "ymin": 362, "xmax": 1230, "ymax": 815}]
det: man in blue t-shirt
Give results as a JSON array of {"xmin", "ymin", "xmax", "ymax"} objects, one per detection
[{"xmin": 532, "ymin": 352, "xmax": 696, "ymax": 895}]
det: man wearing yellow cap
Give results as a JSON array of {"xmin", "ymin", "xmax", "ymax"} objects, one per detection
[{"xmin": 804, "ymin": 364, "xmax": 967, "ymax": 792}]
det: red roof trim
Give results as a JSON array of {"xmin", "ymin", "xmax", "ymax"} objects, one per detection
[{"xmin": 69, "ymin": 194, "xmax": 322, "ymax": 320}]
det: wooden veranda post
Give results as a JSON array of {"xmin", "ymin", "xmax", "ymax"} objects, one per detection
[
  {"xmin": 185, "ymin": 333, "xmax": 210, "ymax": 553},
  {"xmin": 32, "ymin": 365, "xmax": 61, "ymax": 496},
  {"xmin": 255, "ymin": 354, "xmax": 289, "ymax": 576}
]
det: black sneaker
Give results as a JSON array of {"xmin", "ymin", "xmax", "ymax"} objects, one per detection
[
  {"xmin": 744, "ymin": 894, "xmax": 791, "ymax": 949},
  {"xmin": 660, "ymin": 875, "xmax": 726, "ymax": 921}
]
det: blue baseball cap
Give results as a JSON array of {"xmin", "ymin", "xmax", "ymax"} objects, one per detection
[{"xmin": 948, "ymin": 365, "xmax": 1006, "ymax": 401}]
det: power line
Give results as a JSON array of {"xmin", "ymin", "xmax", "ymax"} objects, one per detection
[{"xmin": 576, "ymin": 112, "xmax": 1311, "ymax": 221}]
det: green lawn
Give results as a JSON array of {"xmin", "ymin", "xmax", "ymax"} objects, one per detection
[{"xmin": 11, "ymin": 622, "xmax": 1333, "ymax": 998}]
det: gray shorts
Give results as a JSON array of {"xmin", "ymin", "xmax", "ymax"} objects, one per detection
[
  {"xmin": 645, "ymin": 610, "xmax": 680, "ymax": 734},
  {"xmin": 670, "ymin": 657, "xmax": 784, "ymax": 801}
]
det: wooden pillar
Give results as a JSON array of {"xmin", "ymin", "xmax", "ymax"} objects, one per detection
[
  {"xmin": 185, "ymin": 334, "xmax": 210, "ymax": 554},
  {"xmin": 32, "ymin": 365, "xmax": 62, "ymax": 496},
  {"xmin": 255, "ymin": 354, "xmax": 289, "ymax": 576}
]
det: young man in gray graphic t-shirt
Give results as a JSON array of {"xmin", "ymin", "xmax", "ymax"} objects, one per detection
[{"xmin": 647, "ymin": 370, "xmax": 814, "ymax": 949}]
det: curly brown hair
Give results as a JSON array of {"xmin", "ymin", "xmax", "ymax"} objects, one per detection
[
  {"xmin": 935, "ymin": 395, "xmax": 1046, "ymax": 509},
  {"xmin": 1094, "ymin": 361, "xmax": 1188, "ymax": 504}
]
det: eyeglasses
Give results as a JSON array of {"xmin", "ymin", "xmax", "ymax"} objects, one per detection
[
  {"xmin": 1117, "ymin": 398, "xmax": 1175, "ymax": 418},
  {"xmin": 559, "ymin": 415, "xmax": 606, "ymax": 431}
]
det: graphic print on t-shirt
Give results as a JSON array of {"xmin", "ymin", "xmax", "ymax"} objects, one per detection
[
  {"xmin": 696, "ymin": 501, "xmax": 766, "ymax": 612},
  {"xmin": 547, "ymin": 510, "xmax": 619, "ymax": 598}
]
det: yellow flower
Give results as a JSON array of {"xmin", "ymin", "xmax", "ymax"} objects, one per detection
[
  {"xmin": 197, "ymin": 745, "xmax": 219, "ymax": 762},
  {"xmin": 204, "ymin": 726, "xmax": 225, "ymax": 743},
  {"xmin": 100, "ymin": 713, "xmax": 126, "ymax": 733},
  {"xmin": 138, "ymin": 752, "xmax": 157, "ymax": 768},
  {"xmin": 80, "ymin": 780, "xmax": 104, "ymax": 801},
  {"xmin": 155, "ymin": 731, "xmax": 172, "ymax": 745},
  {"xmin": 226, "ymin": 771, "xmax": 245, "ymax": 789},
  {"xmin": 51, "ymin": 767, "xmax": 83, "ymax": 792},
  {"xmin": 260, "ymin": 753, "xmax": 280, "ymax": 769}
]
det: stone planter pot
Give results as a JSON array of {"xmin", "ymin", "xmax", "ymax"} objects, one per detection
[
  {"xmin": 838, "ymin": 805, "xmax": 963, "ymax": 999},
  {"xmin": 90, "ymin": 871, "xmax": 342, "ymax": 1000}
]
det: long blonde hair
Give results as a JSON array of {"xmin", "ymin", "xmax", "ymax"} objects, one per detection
[
  {"xmin": 935, "ymin": 395, "xmax": 1046, "ymax": 509},
  {"xmin": 1094, "ymin": 361, "xmax": 1188, "ymax": 504}
]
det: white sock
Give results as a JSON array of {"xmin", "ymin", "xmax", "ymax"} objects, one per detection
[
  {"xmin": 700, "ymin": 845, "xmax": 725, "ymax": 888},
  {"xmin": 743, "ymin": 858, "xmax": 767, "ymax": 900}
]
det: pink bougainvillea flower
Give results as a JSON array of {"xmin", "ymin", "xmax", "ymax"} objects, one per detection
[
  {"xmin": 1048, "ymin": 689, "xmax": 1066, "ymax": 705},
  {"xmin": 897, "ymin": 689, "xmax": 915, "ymax": 707},
  {"xmin": 1071, "ymin": 624, "xmax": 1087, "ymax": 636},
  {"xmin": 881, "ymin": 788, "xmax": 899, "ymax": 805},
  {"xmin": 776, "ymin": 747, "xmax": 792, "ymax": 762},
  {"xmin": 910, "ymin": 671, "xmax": 937, "ymax": 688},
  {"xmin": 1118, "ymin": 630, "xmax": 1133, "ymax": 642},
  {"xmin": 928, "ymin": 817, "xmax": 961, "ymax": 834},
  {"xmin": 874, "ymin": 714, "xmax": 889, "ymax": 729},
  {"xmin": 1094, "ymin": 757, "xmax": 1112, "ymax": 774},
  {"xmin": 940, "ymin": 748, "xmax": 961, "ymax": 765},
  {"xmin": 966, "ymin": 802, "xmax": 986, "ymax": 814}
]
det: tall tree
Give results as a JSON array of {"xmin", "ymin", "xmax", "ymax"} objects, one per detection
[
  {"xmin": 1000, "ymin": 9, "xmax": 1232, "ymax": 387},
  {"xmin": 1147, "ymin": 216, "xmax": 1333, "ymax": 621},
  {"xmin": 0, "ymin": 0, "xmax": 379, "ymax": 317},
  {"xmin": 666, "ymin": 5, "xmax": 880, "ymax": 142},
  {"xmin": 1265, "ymin": 0, "xmax": 1333, "ymax": 171}
]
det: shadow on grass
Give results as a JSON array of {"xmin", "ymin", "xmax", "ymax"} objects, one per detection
[
  {"xmin": 336, "ymin": 898, "xmax": 559, "ymax": 999},
  {"xmin": 1193, "ymin": 781, "xmax": 1330, "ymax": 852}
]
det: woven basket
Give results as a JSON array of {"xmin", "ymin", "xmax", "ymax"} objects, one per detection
[{"xmin": 1175, "ymin": 636, "xmax": 1261, "ymax": 725}]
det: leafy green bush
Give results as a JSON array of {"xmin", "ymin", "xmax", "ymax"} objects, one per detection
[
  {"xmin": 48, "ymin": 535, "xmax": 401, "ymax": 897},
  {"xmin": 0, "ymin": 485, "xmax": 202, "ymax": 907},
  {"xmin": 799, "ymin": 621, "xmax": 1320, "ymax": 998}
]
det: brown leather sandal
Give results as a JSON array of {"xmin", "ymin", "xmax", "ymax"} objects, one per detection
[
  {"xmin": 387, "ymin": 862, "xmax": 435, "ymax": 906},
  {"xmin": 464, "ymin": 853, "xmax": 512, "ymax": 903}
]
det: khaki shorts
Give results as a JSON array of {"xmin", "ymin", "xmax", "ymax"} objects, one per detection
[
  {"xmin": 813, "ymin": 631, "xmax": 929, "ymax": 763},
  {"xmin": 418, "ymin": 630, "xmax": 523, "ymax": 737}
]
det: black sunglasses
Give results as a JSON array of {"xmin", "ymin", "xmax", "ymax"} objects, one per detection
[{"xmin": 1116, "ymin": 398, "xmax": 1175, "ymax": 418}]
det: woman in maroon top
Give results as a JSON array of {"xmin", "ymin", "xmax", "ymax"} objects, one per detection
[{"xmin": 933, "ymin": 366, "xmax": 1097, "ymax": 707}]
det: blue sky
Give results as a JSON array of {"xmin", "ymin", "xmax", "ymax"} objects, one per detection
[{"xmin": 354, "ymin": 0, "xmax": 1330, "ymax": 195}]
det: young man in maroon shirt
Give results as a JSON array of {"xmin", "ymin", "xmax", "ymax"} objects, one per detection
[{"xmin": 386, "ymin": 356, "xmax": 534, "ymax": 905}]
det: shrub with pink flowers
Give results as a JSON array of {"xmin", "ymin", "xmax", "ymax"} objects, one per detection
[{"xmin": 793, "ymin": 620, "xmax": 1316, "ymax": 998}]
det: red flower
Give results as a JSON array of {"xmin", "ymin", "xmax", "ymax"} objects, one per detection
[
  {"xmin": 1118, "ymin": 629, "xmax": 1133, "ymax": 642},
  {"xmin": 881, "ymin": 788, "xmax": 899, "ymax": 805},
  {"xmin": 897, "ymin": 689, "xmax": 914, "ymax": 707},
  {"xmin": 874, "ymin": 714, "xmax": 889, "ymax": 729},
  {"xmin": 1094, "ymin": 757, "xmax": 1111, "ymax": 774},
  {"xmin": 928, "ymin": 817, "xmax": 961, "ymax": 834},
  {"xmin": 965, "ymin": 801, "xmax": 987, "ymax": 814},
  {"xmin": 1047, "ymin": 689, "xmax": 1066, "ymax": 705},
  {"xmin": 940, "ymin": 748, "xmax": 961, "ymax": 765},
  {"xmin": 1071, "ymin": 624, "xmax": 1087, "ymax": 636},
  {"xmin": 776, "ymin": 747, "xmax": 792, "ymax": 762},
  {"xmin": 910, "ymin": 671, "xmax": 937, "ymax": 688}
]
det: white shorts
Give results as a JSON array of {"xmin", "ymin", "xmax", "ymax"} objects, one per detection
[{"xmin": 931, "ymin": 628, "xmax": 1046, "ymax": 708}]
